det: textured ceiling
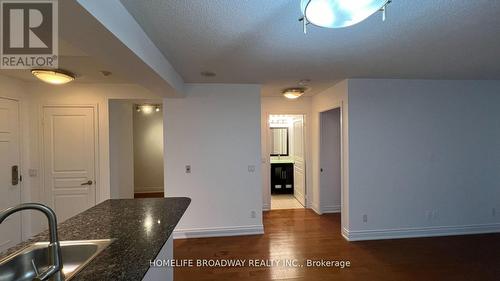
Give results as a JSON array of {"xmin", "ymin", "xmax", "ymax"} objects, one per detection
[
  {"xmin": 119, "ymin": 0, "xmax": 500, "ymax": 96},
  {"xmin": 0, "ymin": 40, "xmax": 130, "ymax": 84}
]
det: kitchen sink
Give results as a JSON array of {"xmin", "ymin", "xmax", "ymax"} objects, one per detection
[{"xmin": 0, "ymin": 239, "xmax": 113, "ymax": 281}]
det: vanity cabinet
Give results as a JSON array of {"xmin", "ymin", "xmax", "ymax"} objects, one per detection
[{"xmin": 271, "ymin": 163, "xmax": 294, "ymax": 194}]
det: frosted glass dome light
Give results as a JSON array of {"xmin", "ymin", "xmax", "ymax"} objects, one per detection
[{"xmin": 300, "ymin": 0, "xmax": 391, "ymax": 29}]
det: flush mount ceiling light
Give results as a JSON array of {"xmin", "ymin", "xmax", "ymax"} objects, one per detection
[
  {"xmin": 300, "ymin": 0, "xmax": 392, "ymax": 33},
  {"xmin": 282, "ymin": 88, "xmax": 306, "ymax": 100},
  {"xmin": 31, "ymin": 69, "xmax": 75, "ymax": 85}
]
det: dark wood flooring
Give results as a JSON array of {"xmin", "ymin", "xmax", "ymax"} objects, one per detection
[
  {"xmin": 134, "ymin": 192, "xmax": 164, "ymax": 198},
  {"xmin": 174, "ymin": 209, "xmax": 500, "ymax": 281}
]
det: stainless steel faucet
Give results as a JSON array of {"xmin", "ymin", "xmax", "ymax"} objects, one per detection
[{"xmin": 0, "ymin": 203, "xmax": 63, "ymax": 281}]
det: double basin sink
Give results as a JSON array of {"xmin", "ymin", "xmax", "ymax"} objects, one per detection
[{"xmin": 0, "ymin": 239, "xmax": 113, "ymax": 281}]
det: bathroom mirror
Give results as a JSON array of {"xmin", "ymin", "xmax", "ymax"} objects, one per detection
[{"xmin": 270, "ymin": 127, "xmax": 289, "ymax": 156}]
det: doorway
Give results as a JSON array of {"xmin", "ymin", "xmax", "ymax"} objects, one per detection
[
  {"xmin": 269, "ymin": 114, "xmax": 306, "ymax": 210},
  {"xmin": 319, "ymin": 108, "xmax": 341, "ymax": 214},
  {"xmin": 0, "ymin": 98, "xmax": 21, "ymax": 252},
  {"xmin": 109, "ymin": 100, "xmax": 164, "ymax": 199}
]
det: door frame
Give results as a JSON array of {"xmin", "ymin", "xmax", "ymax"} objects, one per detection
[
  {"xmin": 39, "ymin": 104, "xmax": 100, "ymax": 209},
  {"xmin": 263, "ymin": 112, "xmax": 309, "ymax": 210},
  {"xmin": 0, "ymin": 96, "xmax": 26, "ymax": 240},
  {"xmin": 317, "ymin": 102, "xmax": 345, "ymax": 223}
]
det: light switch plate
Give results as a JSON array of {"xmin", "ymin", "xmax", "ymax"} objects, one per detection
[{"xmin": 185, "ymin": 165, "xmax": 191, "ymax": 173}]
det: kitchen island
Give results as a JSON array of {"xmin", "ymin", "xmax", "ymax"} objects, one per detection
[{"xmin": 0, "ymin": 197, "xmax": 190, "ymax": 281}]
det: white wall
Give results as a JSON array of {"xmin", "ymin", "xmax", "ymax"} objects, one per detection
[
  {"xmin": 311, "ymin": 81, "xmax": 349, "ymax": 233},
  {"xmin": 319, "ymin": 108, "xmax": 341, "ymax": 213},
  {"xmin": 133, "ymin": 107, "xmax": 164, "ymax": 193},
  {"xmin": 165, "ymin": 84, "xmax": 263, "ymax": 238},
  {"xmin": 346, "ymin": 79, "xmax": 500, "ymax": 240},
  {"xmin": 261, "ymin": 97, "xmax": 312, "ymax": 210},
  {"xmin": 109, "ymin": 100, "xmax": 134, "ymax": 199}
]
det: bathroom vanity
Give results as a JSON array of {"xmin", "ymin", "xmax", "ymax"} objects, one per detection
[{"xmin": 270, "ymin": 162, "xmax": 294, "ymax": 194}]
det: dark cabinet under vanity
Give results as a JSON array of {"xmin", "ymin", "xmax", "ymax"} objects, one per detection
[{"xmin": 271, "ymin": 163, "xmax": 294, "ymax": 194}]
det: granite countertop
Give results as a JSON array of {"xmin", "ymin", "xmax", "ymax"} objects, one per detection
[{"xmin": 0, "ymin": 197, "xmax": 190, "ymax": 281}]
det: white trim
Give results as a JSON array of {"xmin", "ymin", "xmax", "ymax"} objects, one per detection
[
  {"xmin": 39, "ymin": 104, "xmax": 100, "ymax": 208},
  {"xmin": 341, "ymin": 227, "xmax": 350, "ymax": 241},
  {"xmin": 322, "ymin": 204, "xmax": 341, "ymax": 213},
  {"xmin": 262, "ymin": 203, "xmax": 271, "ymax": 211},
  {"xmin": 311, "ymin": 202, "xmax": 322, "ymax": 215},
  {"xmin": 343, "ymin": 223, "xmax": 500, "ymax": 241},
  {"xmin": 317, "ymin": 102, "xmax": 346, "ymax": 232},
  {"xmin": 173, "ymin": 225, "xmax": 264, "ymax": 239}
]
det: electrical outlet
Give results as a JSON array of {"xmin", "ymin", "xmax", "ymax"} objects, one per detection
[
  {"xmin": 250, "ymin": 210, "xmax": 257, "ymax": 218},
  {"xmin": 248, "ymin": 165, "xmax": 256, "ymax": 173},
  {"xmin": 185, "ymin": 165, "xmax": 191, "ymax": 173},
  {"xmin": 362, "ymin": 214, "xmax": 368, "ymax": 223}
]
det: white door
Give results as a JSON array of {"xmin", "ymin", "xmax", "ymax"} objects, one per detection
[
  {"xmin": 320, "ymin": 109, "xmax": 341, "ymax": 212},
  {"xmin": 43, "ymin": 106, "xmax": 96, "ymax": 223},
  {"xmin": 0, "ymin": 98, "xmax": 21, "ymax": 252},
  {"xmin": 293, "ymin": 116, "xmax": 306, "ymax": 206}
]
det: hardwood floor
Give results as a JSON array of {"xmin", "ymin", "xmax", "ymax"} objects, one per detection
[
  {"xmin": 134, "ymin": 192, "xmax": 164, "ymax": 198},
  {"xmin": 174, "ymin": 209, "xmax": 500, "ymax": 281}
]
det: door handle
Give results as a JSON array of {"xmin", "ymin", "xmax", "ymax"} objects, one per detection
[
  {"xmin": 81, "ymin": 180, "xmax": 93, "ymax": 186},
  {"xmin": 12, "ymin": 165, "xmax": 19, "ymax": 186}
]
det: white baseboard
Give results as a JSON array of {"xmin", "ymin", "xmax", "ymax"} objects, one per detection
[
  {"xmin": 341, "ymin": 227, "xmax": 350, "ymax": 241},
  {"xmin": 263, "ymin": 203, "xmax": 271, "ymax": 211},
  {"xmin": 321, "ymin": 204, "xmax": 341, "ymax": 213},
  {"xmin": 173, "ymin": 225, "xmax": 264, "ymax": 239},
  {"xmin": 344, "ymin": 223, "xmax": 500, "ymax": 241},
  {"xmin": 311, "ymin": 202, "xmax": 322, "ymax": 215}
]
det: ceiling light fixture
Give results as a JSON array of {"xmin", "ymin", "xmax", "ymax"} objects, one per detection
[
  {"xmin": 31, "ymin": 69, "xmax": 75, "ymax": 85},
  {"xmin": 282, "ymin": 88, "xmax": 306, "ymax": 100},
  {"xmin": 300, "ymin": 0, "xmax": 392, "ymax": 33},
  {"xmin": 136, "ymin": 104, "xmax": 161, "ymax": 114}
]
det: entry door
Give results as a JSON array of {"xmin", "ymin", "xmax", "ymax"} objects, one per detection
[
  {"xmin": 293, "ymin": 117, "xmax": 306, "ymax": 206},
  {"xmin": 43, "ymin": 106, "xmax": 96, "ymax": 223},
  {"xmin": 0, "ymin": 98, "xmax": 21, "ymax": 252}
]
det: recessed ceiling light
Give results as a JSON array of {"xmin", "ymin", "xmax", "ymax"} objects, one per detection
[
  {"xmin": 200, "ymin": 71, "xmax": 216, "ymax": 77},
  {"xmin": 298, "ymin": 79, "xmax": 311, "ymax": 86},
  {"xmin": 282, "ymin": 88, "xmax": 306, "ymax": 100},
  {"xmin": 31, "ymin": 69, "xmax": 75, "ymax": 85}
]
